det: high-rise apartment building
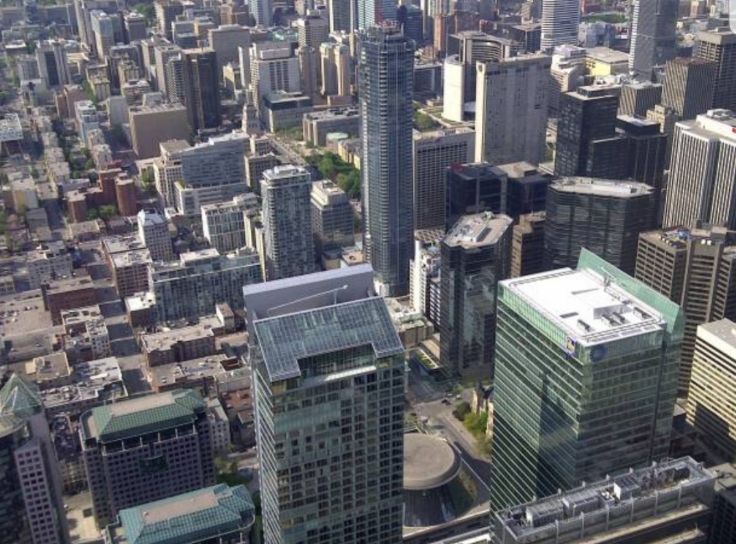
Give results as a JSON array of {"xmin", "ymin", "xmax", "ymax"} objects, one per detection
[
  {"xmin": 136, "ymin": 209, "xmax": 173, "ymax": 263},
  {"xmin": 359, "ymin": 24, "xmax": 415, "ymax": 296},
  {"xmin": 694, "ymin": 28, "xmax": 736, "ymax": 112},
  {"xmin": 445, "ymin": 162, "xmax": 507, "ymax": 231},
  {"xmin": 310, "ymin": 180, "xmax": 354, "ymax": 254},
  {"xmin": 492, "ymin": 457, "xmax": 716, "ymax": 544},
  {"xmin": 35, "ymin": 40, "xmax": 70, "ymax": 88},
  {"xmin": 244, "ymin": 266, "xmax": 404, "ymax": 544},
  {"xmin": 0, "ymin": 374, "xmax": 68, "ymax": 544},
  {"xmin": 410, "ymin": 236, "xmax": 441, "ymax": 325},
  {"xmin": 491, "ymin": 249, "xmax": 683, "ymax": 509},
  {"xmin": 201, "ymin": 195, "xmax": 254, "ymax": 254},
  {"xmin": 182, "ymin": 48, "xmax": 221, "ymax": 131},
  {"xmin": 150, "ymin": 248, "xmax": 262, "ymax": 322},
  {"xmin": 661, "ymin": 57, "xmax": 717, "ymax": 120},
  {"xmin": 545, "ymin": 177, "xmax": 654, "ymax": 274},
  {"xmin": 635, "ymin": 226, "xmax": 736, "ymax": 395},
  {"xmin": 440, "ymin": 212, "xmax": 512, "ymax": 377},
  {"xmin": 261, "ymin": 165, "xmax": 315, "ymax": 281},
  {"xmin": 663, "ymin": 110, "xmax": 736, "ymax": 230},
  {"xmin": 686, "ymin": 319, "xmax": 736, "ymax": 459},
  {"xmin": 80, "ymin": 389, "xmax": 216, "ymax": 526},
  {"xmin": 413, "ymin": 127, "xmax": 474, "ymax": 230},
  {"xmin": 540, "ymin": 0, "xmax": 580, "ymax": 51},
  {"xmin": 475, "ymin": 55, "xmax": 550, "ymax": 166},
  {"xmin": 628, "ymin": 0, "xmax": 678, "ymax": 78},
  {"xmin": 511, "ymin": 212, "xmax": 546, "ymax": 278},
  {"xmin": 554, "ymin": 85, "xmax": 619, "ymax": 177}
]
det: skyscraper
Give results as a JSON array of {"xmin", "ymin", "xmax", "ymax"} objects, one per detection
[
  {"xmin": 0, "ymin": 374, "xmax": 68, "ymax": 544},
  {"xmin": 694, "ymin": 28, "xmax": 736, "ymax": 113},
  {"xmin": 661, "ymin": 57, "xmax": 717, "ymax": 120},
  {"xmin": 475, "ymin": 55, "xmax": 551, "ymax": 166},
  {"xmin": 244, "ymin": 266, "xmax": 405, "ymax": 544},
  {"xmin": 413, "ymin": 127, "xmax": 474, "ymax": 230},
  {"xmin": 261, "ymin": 165, "xmax": 315, "ymax": 281},
  {"xmin": 554, "ymin": 85, "xmax": 619, "ymax": 177},
  {"xmin": 440, "ymin": 212, "xmax": 512, "ymax": 377},
  {"xmin": 359, "ymin": 24, "xmax": 415, "ymax": 296},
  {"xmin": 663, "ymin": 110, "xmax": 736, "ymax": 230},
  {"xmin": 511, "ymin": 212, "xmax": 546, "ymax": 278},
  {"xmin": 618, "ymin": 80, "xmax": 663, "ymax": 118},
  {"xmin": 35, "ymin": 40, "xmax": 70, "ymax": 88},
  {"xmin": 686, "ymin": 319, "xmax": 736, "ymax": 460},
  {"xmin": 182, "ymin": 48, "xmax": 221, "ymax": 131},
  {"xmin": 628, "ymin": 0, "xmax": 679, "ymax": 78},
  {"xmin": 445, "ymin": 162, "xmax": 508, "ymax": 231},
  {"xmin": 137, "ymin": 208, "xmax": 174, "ymax": 262},
  {"xmin": 357, "ymin": 0, "xmax": 396, "ymax": 29},
  {"xmin": 328, "ymin": 0, "xmax": 357, "ymax": 32},
  {"xmin": 490, "ymin": 249, "xmax": 683, "ymax": 509},
  {"xmin": 251, "ymin": 0, "xmax": 273, "ymax": 26},
  {"xmin": 540, "ymin": 0, "xmax": 580, "ymax": 51},
  {"xmin": 545, "ymin": 177, "xmax": 654, "ymax": 274},
  {"xmin": 80, "ymin": 389, "xmax": 216, "ymax": 526},
  {"xmin": 635, "ymin": 226, "xmax": 736, "ymax": 395}
]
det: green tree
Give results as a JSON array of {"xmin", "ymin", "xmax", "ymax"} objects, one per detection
[
  {"xmin": 318, "ymin": 155, "xmax": 336, "ymax": 179},
  {"xmin": 134, "ymin": 3, "xmax": 155, "ymax": 24},
  {"xmin": 86, "ymin": 208, "xmax": 100, "ymax": 221},
  {"xmin": 98, "ymin": 205, "xmax": 117, "ymax": 221}
]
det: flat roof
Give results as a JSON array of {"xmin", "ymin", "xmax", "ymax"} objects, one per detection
[
  {"xmin": 697, "ymin": 319, "xmax": 736, "ymax": 355},
  {"xmin": 444, "ymin": 212, "xmax": 512, "ymax": 248},
  {"xmin": 502, "ymin": 267, "xmax": 665, "ymax": 347},
  {"xmin": 551, "ymin": 177, "xmax": 653, "ymax": 198},
  {"xmin": 404, "ymin": 434, "xmax": 460, "ymax": 491}
]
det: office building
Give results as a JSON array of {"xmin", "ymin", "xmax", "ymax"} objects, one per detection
[
  {"xmin": 129, "ymin": 103, "xmax": 190, "ymax": 160},
  {"xmin": 249, "ymin": 42, "xmax": 302, "ymax": 107},
  {"xmin": 90, "ymin": 10, "xmax": 115, "ymax": 58},
  {"xmin": 80, "ymin": 390, "xmax": 215, "ymax": 526},
  {"xmin": 123, "ymin": 12, "xmax": 146, "ymax": 42},
  {"xmin": 491, "ymin": 249, "xmax": 683, "ymax": 509},
  {"xmin": 35, "ymin": 39, "xmax": 70, "ymax": 88},
  {"xmin": 251, "ymin": 0, "xmax": 272, "ymax": 26},
  {"xmin": 440, "ymin": 212, "xmax": 512, "ymax": 377},
  {"xmin": 511, "ymin": 212, "xmax": 546, "ymax": 278},
  {"xmin": 359, "ymin": 25, "xmax": 415, "ymax": 296},
  {"xmin": 26, "ymin": 242, "xmax": 74, "ymax": 290},
  {"xmin": 628, "ymin": 0, "xmax": 678, "ymax": 78},
  {"xmin": 261, "ymin": 165, "xmax": 315, "ymax": 281},
  {"xmin": 155, "ymin": 0, "xmax": 183, "ymax": 40},
  {"xmin": 311, "ymin": 180, "xmax": 354, "ymax": 254},
  {"xmin": 492, "ymin": 457, "xmax": 715, "ymax": 544},
  {"xmin": 136, "ymin": 209, "xmax": 173, "ymax": 263},
  {"xmin": 0, "ymin": 374, "xmax": 67, "ymax": 544},
  {"xmin": 635, "ymin": 226, "xmax": 736, "ymax": 395},
  {"xmin": 446, "ymin": 162, "xmax": 508, "ymax": 231},
  {"xmin": 244, "ymin": 266, "xmax": 404, "ymax": 544},
  {"xmin": 661, "ymin": 58, "xmax": 717, "ymax": 120},
  {"xmin": 319, "ymin": 42, "xmax": 351, "ymax": 97},
  {"xmin": 201, "ymin": 195, "xmax": 255, "ymax": 254},
  {"xmin": 475, "ymin": 55, "xmax": 551, "ymax": 166},
  {"xmin": 686, "ymin": 320, "xmax": 736, "ymax": 459},
  {"xmin": 208, "ymin": 25, "xmax": 250, "ymax": 82},
  {"xmin": 618, "ymin": 80, "xmax": 663, "ymax": 118},
  {"xmin": 297, "ymin": 46, "xmax": 319, "ymax": 98},
  {"xmin": 297, "ymin": 12, "xmax": 330, "ymax": 51},
  {"xmin": 357, "ymin": 0, "xmax": 396, "ymax": 29},
  {"xmin": 663, "ymin": 110, "xmax": 736, "ymax": 230},
  {"xmin": 151, "ymin": 248, "xmax": 262, "ymax": 322},
  {"xmin": 410, "ymin": 236, "xmax": 441, "ymax": 325},
  {"xmin": 104, "ymin": 484, "xmax": 255, "ymax": 544},
  {"xmin": 303, "ymin": 108, "xmax": 360, "ymax": 147},
  {"xmin": 545, "ymin": 177, "xmax": 654, "ymax": 274},
  {"xmin": 540, "ymin": 0, "xmax": 580, "ymax": 51},
  {"xmin": 499, "ymin": 162, "xmax": 552, "ymax": 219},
  {"xmin": 554, "ymin": 85, "xmax": 619, "ymax": 177},
  {"xmin": 329, "ymin": 0, "xmax": 355, "ymax": 33},
  {"xmin": 413, "ymin": 128, "xmax": 475, "ymax": 230},
  {"xmin": 182, "ymin": 48, "xmax": 221, "ymax": 131},
  {"xmin": 694, "ymin": 28, "xmax": 736, "ymax": 112}
]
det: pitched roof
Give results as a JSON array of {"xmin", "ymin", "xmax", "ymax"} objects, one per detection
[
  {"xmin": 0, "ymin": 373, "xmax": 43, "ymax": 419},
  {"xmin": 115, "ymin": 484, "xmax": 255, "ymax": 544}
]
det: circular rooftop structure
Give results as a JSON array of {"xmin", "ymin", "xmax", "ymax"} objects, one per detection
[{"xmin": 403, "ymin": 434, "xmax": 461, "ymax": 491}]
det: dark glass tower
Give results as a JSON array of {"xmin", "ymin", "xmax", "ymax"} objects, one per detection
[
  {"xmin": 359, "ymin": 24, "xmax": 415, "ymax": 296},
  {"xmin": 629, "ymin": 0, "xmax": 679, "ymax": 78},
  {"xmin": 182, "ymin": 48, "xmax": 221, "ymax": 131}
]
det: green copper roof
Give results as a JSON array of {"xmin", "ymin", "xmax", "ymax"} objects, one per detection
[
  {"xmin": 577, "ymin": 248, "xmax": 684, "ymax": 341},
  {"xmin": 88, "ymin": 390, "xmax": 205, "ymax": 442},
  {"xmin": 114, "ymin": 484, "xmax": 255, "ymax": 544},
  {"xmin": 0, "ymin": 373, "xmax": 43, "ymax": 419}
]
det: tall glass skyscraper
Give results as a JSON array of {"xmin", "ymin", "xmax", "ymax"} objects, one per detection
[
  {"xmin": 540, "ymin": 0, "xmax": 580, "ymax": 52},
  {"xmin": 490, "ymin": 249, "xmax": 683, "ymax": 510},
  {"xmin": 629, "ymin": 0, "xmax": 679, "ymax": 78},
  {"xmin": 245, "ymin": 266, "xmax": 405, "ymax": 543},
  {"xmin": 359, "ymin": 24, "xmax": 415, "ymax": 296}
]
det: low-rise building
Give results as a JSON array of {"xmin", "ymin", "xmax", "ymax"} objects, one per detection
[
  {"xmin": 26, "ymin": 241, "xmax": 73, "ymax": 289},
  {"xmin": 303, "ymin": 107, "xmax": 360, "ymax": 147},
  {"xmin": 42, "ymin": 273, "xmax": 98, "ymax": 324},
  {"xmin": 140, "ymin": 323, "xmax": 218, "ymax": 366}
]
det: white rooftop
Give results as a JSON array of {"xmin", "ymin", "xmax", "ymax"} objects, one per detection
[{"xmin": 505, "ymin": 268, "xmax": 665, "ymax": 347}]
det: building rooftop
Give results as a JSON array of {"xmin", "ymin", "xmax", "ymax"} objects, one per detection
[
  {"xmin": 103, "ymin": 235, "xmax": 147, "ymax": 255},
  {"xmin": 45, "ymin": 273, "xmax": 95, "ymax": 295},
  {"xmin": 140, "ymin": 324, "xmax": 215, "ymax": 354},
  {"xmin": 82, "ymin": 389, "xmax": 204, "ymax": 442},
  {"xmin": 304, "ymin": 107, "xmax": 359, "ymax": 120},
  {"xmin": 585, "ymin": 46, "xmax": 629, "ymax": 64},
  {"xmin": 502, "ymin": 266, "xmax": 666, "ymax": 347},
  {"xmin": 696, "ymin": 319, "xmax": 736, "ymax": 355},
  {"xmin": 449, "ymin": 162, "xmax": 507, "ymax": 180},
  {"xmin": 679, "ymin": 109, "xmax": 736, "ymax": 141},
  {"xmin": 254, "ymin": 296, "xmax": 403, "ymax": 383},
  {"xmin": 404, "ymin": 434, "xmax": 460, "ymax": 491},
  {"xmin": 494, "ymin": 457, "xmax": 714, "ymax": 542},
  {"xmin": 109, "ymin": 484, "xmax": 255, "ymax": 544},
  {"xmin": 444, "ymin": 212, "xmax": 512, "ymax": 248},
  {"xmin": 137, "ymin": 209, "xmax": 167, "ymax": 228},
  {"xmin": 111, "ymin": 248, "xmax": 153, "ymax": 268},
  {"xmin": 42, "ymin": 356, "xmax": 125, "ymax": 411},
  {"xmin": 551, "ymin": 177, "xmax": 654, "ymax": 198}
]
